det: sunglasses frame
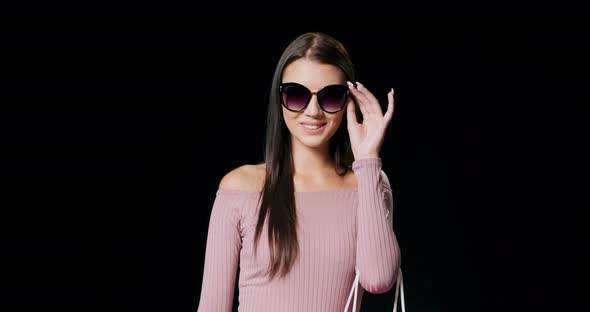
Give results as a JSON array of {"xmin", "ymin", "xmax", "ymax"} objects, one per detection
[{"xmin": 279, "ymin": 82, "xmax": 350, "ymax": 113}]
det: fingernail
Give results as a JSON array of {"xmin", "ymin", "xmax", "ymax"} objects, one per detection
[
  {"xmin": 346, "ymin": 81, "xmax": 353, "ymax": 87},
  {"xmin": 356, "ymin": 82, "xmax": 362, "ymax": 90}
]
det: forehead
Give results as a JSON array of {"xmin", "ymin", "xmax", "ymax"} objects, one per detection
[{"xmin": 282, "ymin": 58, "xmax": 345, "ymax": 91}]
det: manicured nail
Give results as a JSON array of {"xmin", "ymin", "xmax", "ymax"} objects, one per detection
[{"xmin": 346, "ymin": 81, "xmax": 353, "ymax": 87}]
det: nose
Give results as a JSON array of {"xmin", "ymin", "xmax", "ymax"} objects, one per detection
[{"xmin": 304, "ymin": 94, "xmax": 322, "ymax": 117}]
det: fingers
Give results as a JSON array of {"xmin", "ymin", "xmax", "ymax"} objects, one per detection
[
  {"xmin": 347, "ymin": 81, "xmax": 370, "ymax": 116},
  {"xmin": 347, "ymin": 81, "xmax": 395, "ymax": 124},
  {"xmin": 384, "ymin": 88, "xmax": 395, "ymax": 124},
  {"xmin": 355, "ymin": 82, "xmax": 382, "ymax": 114},
  {"xmin": 347, "ymin": 81, "xmax": 385, "ymax": 116},
  {"xmin": 346, "ymin": 98, "xmax": 358, "ymax": 126}
]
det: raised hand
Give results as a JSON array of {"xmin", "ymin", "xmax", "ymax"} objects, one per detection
[{"xmin": 346, "ymin": 81, "xmax": 395, "ymax": 160}]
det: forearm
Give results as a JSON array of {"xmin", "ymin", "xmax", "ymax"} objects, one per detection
[{"xmin": 353, "ymin": 157, "xmax": 401, "ymax": 294}]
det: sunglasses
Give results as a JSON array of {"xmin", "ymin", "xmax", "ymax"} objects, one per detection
[{"xmin": 279, "ymin": 82, "xmax": 350, "ymax": 113}]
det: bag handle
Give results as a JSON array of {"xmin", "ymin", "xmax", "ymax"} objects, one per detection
[{"xmin": 344, "ymin": 267, "xmax": 405, "ymax": 312}]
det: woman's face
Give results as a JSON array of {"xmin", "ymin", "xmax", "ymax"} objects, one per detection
[{"xmin": 281, "ymin": 58, "xmax": 351, "ymax": 150}]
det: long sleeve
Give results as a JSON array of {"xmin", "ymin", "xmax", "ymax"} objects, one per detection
[
  {"xmin": 352, "ymin": 157, "xmax": 401, "ymax": 294},
  {"xmin": 196, "ymin": 191, "xmax": 242, "ymax": 312}
]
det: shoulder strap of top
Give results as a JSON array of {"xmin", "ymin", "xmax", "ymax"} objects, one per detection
[{"xmin": 344, "ymin": 268, "xmax": 406, "ymax": 312}]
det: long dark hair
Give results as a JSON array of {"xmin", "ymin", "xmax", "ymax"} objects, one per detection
[{"xmin": 253, "ymin": 32, "xmax": 362, "ymax": 280}]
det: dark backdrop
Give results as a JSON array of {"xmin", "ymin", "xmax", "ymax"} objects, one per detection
[{"xmin": 1, "ymin": 14, "xmax": 586, "ymax": 312}]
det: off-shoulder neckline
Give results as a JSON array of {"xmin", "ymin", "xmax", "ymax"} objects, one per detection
[{"xmin": 216, "ymin": 188, "xmax": 358, "ymax": 196}]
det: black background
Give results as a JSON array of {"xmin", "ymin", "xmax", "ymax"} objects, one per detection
[{"xmin": 0, "ymin": 12, "xmax": 587, "ymax": 312}]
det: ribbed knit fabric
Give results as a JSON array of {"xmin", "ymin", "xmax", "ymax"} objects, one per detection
[{"xmin": 196, "ymin": 157, "xmax": 401, "ymax": 312}]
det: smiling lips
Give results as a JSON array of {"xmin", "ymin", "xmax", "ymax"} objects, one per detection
[{"xmin": 300, "ymin": 122, "xmax": 327, "ymax": 134}]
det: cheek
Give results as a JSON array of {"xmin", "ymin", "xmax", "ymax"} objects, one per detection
[
  {"xmin": 282, "ymin": 108, "xmax": 298, "ymax": 130},
  {"xmin": 329, "ymin": 113, "xmax": 345, "ymax": 129}
]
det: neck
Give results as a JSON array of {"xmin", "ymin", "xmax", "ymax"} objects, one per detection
[{"xmin": 290, "ymin": 139, "xmax": 336, "ymax": 177}]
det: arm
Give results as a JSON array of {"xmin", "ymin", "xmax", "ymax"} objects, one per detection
[
  {"xmin": 381, "ymin": 169, "xmax": 394, "ymax": 230},
  {"xmin": 352, "ymin": 157, "xmax": 401, "ymax": 294},
  {"xmin": 196, "ymin": 191, "xmax": 242, "ymax": 312}
]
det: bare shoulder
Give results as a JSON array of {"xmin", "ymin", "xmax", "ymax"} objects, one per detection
[
  {"xmin": 380, "ymin": 170, "xmax": 392, "ymax": 192},
  {"xmin": 219, "ymin": 163, "xmax": 266, "ymax": 192}
]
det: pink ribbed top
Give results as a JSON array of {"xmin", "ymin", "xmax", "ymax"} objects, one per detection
[{"xmin": 196, "ymin": 157, "xmax": 401, "ymax": 312}]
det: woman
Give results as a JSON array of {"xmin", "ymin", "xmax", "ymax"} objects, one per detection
[{"xmin": 196, "ymin": 32, "xmax": 401, "ymax": 312}]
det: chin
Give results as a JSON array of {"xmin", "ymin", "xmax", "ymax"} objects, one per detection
[{"xmin": 300, "ymin": 139, "xmax": 327, "ymax": 149}]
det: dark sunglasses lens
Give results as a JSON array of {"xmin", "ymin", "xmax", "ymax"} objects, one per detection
[
  {"xmin": 281, "ymin": 84, "xmax": 310, "ymax": 111},
  {"xmin": 319, "ymin": 85, "xmax": 347, "ymax": 112}
]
